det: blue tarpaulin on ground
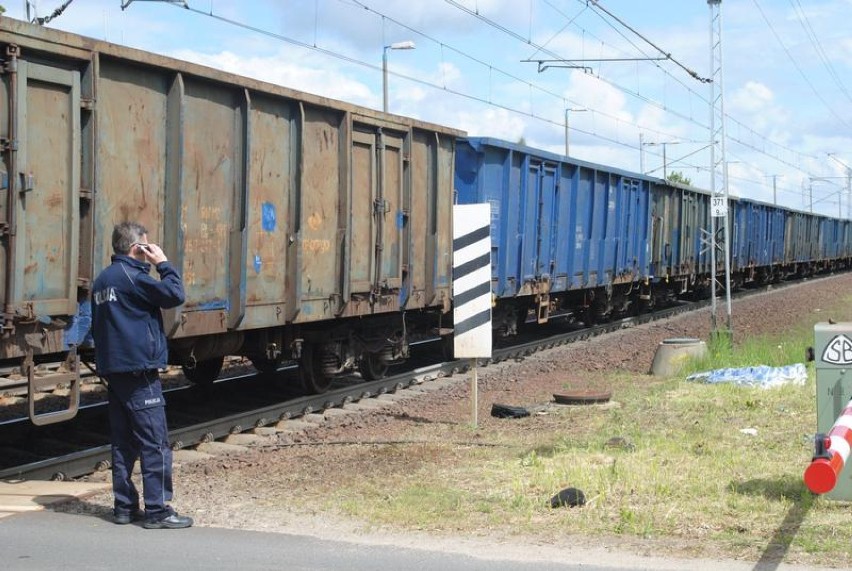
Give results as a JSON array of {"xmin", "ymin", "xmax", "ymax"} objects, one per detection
[{"xmin": 686, "ymin": 363, "xmax": 808, "ymax": 388}]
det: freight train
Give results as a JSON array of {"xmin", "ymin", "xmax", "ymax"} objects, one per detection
[
  {"xmin": 0, "ymin": 18, "xmax": 848, "ymax": 425},
  {"xmin": 455, "ymin": 138, "xmax": 852, "ymax": 335}
]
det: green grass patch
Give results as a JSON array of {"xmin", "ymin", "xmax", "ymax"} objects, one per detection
[{"xmin": 305, "ymin": 294, "xmax": 852, "ymax": 565}]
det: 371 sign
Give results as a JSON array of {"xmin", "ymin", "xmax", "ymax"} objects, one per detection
[{"xmin": 711, "ymin": 197, "xmax": 727, "ymax": 217}]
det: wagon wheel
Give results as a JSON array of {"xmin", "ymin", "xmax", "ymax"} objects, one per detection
[
  {"xmin": 635, "ymin": 295, "xmax": 654, "ymax": 316},
  {"xmin": 358, "ymin": 351, "xmax": 389, "ymax": 381},
  {"xmin": 440, "ymin": 335, "xmax": 455, "ymax": 361},
  {"xmin": 299, "ymin": 343, "xmax": 333, "ymax": 394},
  {"xmin": 250, "ymin": 355, "xmax": 281, "ymax": 375},
  {"xmin": 182, "ymin": 356, "xmax": 224, "ymax": 385},
  {"xmin": 583, "ymin": 298, "xmax": 608, "ymax": 325}
]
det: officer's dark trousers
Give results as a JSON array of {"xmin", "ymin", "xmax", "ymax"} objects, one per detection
[{"xmin": 106, "ymin": 370, "xmax": 173, "ymax": 520}]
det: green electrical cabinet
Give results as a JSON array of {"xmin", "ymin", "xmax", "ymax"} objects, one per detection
[{"xmin": 814, "ymin": 322, "xmax": 852, "ymax": 501}]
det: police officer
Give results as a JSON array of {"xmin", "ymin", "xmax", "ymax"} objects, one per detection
[{"xmin": 91, "ymin": 221, "xmax": 192, "ymax": 529}]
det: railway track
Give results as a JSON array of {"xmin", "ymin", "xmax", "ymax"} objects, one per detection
[{"xmin": 0, "ymin": 276, "xmax": 822, "ymax": 482}]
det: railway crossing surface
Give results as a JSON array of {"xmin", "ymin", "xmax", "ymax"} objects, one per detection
[{"xmin": 0, "ymin": 486, "xmax": 832, "ymax": 571}]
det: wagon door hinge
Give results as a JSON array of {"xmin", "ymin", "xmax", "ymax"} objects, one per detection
[
  {"xmin": 1, "ymin": 45, "xmax": 20, "ymax": 73},
  {"xmin": 373, "ymin": 198, "xmax": 388, "ymax": 215},
  {"xmin": 0, "ymin": 137, "xmax": 18, "ymax": 152},
  {"xmin": 1, "ymin": 313, "xmax": 15, "ymax": 335}
]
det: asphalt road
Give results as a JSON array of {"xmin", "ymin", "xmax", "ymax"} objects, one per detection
[{"xmin": 0, "ymin": 510, "xmax": 833, "ymax": 571}]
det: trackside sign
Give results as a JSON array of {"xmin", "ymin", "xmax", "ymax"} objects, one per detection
[{"xmin": 822, "ymin": 334, "xmax": 852, "ymax": 366}]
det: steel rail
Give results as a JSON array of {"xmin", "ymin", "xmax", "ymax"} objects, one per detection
[{"xmin": 0, "ymin": 274, "xmax": 835, "ymax": 482}]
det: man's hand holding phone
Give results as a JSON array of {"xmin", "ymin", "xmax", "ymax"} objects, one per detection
[{"xmin": 134, "ymin": 242, "xmax": 168, "ymax": 265}]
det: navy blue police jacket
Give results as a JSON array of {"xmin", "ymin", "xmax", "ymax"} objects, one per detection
[{"xmin": 91, "ymin": 255, "xmax": 185, "ymax": 376}]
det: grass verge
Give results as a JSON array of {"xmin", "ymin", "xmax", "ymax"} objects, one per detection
[{"xmin": 298, "ymin": 298, "xmax": 852, "ymax": 566}]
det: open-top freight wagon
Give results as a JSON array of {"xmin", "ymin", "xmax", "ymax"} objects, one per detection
[
  {"xmin": 0, "ymin": 17, "xmax": 460, "ymax": 424},
  {"xmin": 455, "ymin": 137, "xmax": 852, "ymax": 335}
]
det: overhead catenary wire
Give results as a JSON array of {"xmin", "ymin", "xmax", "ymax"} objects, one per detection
[
  {"xmin": 443, "ymin": 0, "xmax": 714, "ymax": 132},
  {"xmin": 751, "ymin": 0, "xmax": 852, "ymax": 132},
  {"xmin": 345, "ymin": 0, "xmax": 713, "ymax": 146},
  {"xmin": 161, "ymin": 1, "xmax": 683, "ymax": 154},
  {"xmin": 144, "ymin": 1, "xmax": 835, "ymax": 203},
  {"xmin": 569, "ymin": 0, "xmax": 824, "ymax": 170},
  {"xmin": 545, "ymin": 0, "xmax": 824, "ymax": 177},
  {"xmin": 161, "ymin": 0, "xmax": 824, "ymax": 181},
  {"xmin": 585, "ymin": 0, "xmax": 710, "ymax": 83},
  {"xmin": 443, "ymin": 0, "xmax": 826, "ymax": 181},
  {"xmin": 31, "ymin": 0, "xmax": 74, "ymax": 25},
  {"xmin": 790, "ymin": 0, "xmax": 852, "ymax": 107}
]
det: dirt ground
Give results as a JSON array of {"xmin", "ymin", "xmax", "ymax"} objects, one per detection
[{"xmin": 63, "ymin": 274, "xmax": 852, "ymax": 570}]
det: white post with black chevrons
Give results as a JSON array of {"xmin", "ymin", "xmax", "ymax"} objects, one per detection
[{"xmin": 452, "ymin": 204, "xmax": 492, "ymax": 427}]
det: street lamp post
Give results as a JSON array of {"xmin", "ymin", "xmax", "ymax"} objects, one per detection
[
  {"xmin": 766, "ymin": 174, "xmax": 783, "ymax": 205},
  {"xmin": 564, "ymin": 107, "xmax": 586, "ymax": 157},
  {"xmin": 810, "ymin": 176, "xmax": 849, "ymax": 218},
  {"xmin": 828, "ymin": 153, "xmax": 852, "ymax": 220},
  {"xmin": 640, "ymin": 140, "xmax": 680, "ymax": 178},
  {"xmin": 382, "ymin": 41, "xmax": 415, "ymax": 113}
]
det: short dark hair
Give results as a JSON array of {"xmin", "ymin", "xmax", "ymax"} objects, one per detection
[{"xmin": 112, "ymin": 222, "xmax": 147, "ymax": 255}]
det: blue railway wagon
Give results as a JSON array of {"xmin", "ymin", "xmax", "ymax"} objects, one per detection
[
  {"xmin": 454, "ymin": 137, "xmax": 651, "ymax": 329},
  {"xmin": 730, "ymin": 198, "xmax": 787, "ymax": 281},
  {"xmin": 0, "ymin": 18, "xmax": 460, "ymax": 423},
  {"xmin": 731, "ymin": 199, "xmax": 757, "ymax": 270},
  {"xmin": 805, "ymin": 215, "xmax": 822, "ymax": 262},
  {"xmin": 821, "ymin": 217, "xmax": 843, "ymax": 260},
  {"xmin": 784, "ymin": 212, "xmax": 806, "ymax": 264},
  {"xmin": 766, "ymin": 205, "xmax": 788, "ymax": 267},
  {"xmin": 843, "ymin": 220, "xmax": 852, "ymax": 259}
]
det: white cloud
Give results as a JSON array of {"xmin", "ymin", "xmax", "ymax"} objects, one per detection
[
  {"xmin": 730, "ymin": 81, "xmax": 775, "ymax": 114},
  {"xmin": 454, "ymin": 107, "xmax": 526, "ymax": 141},
  {"xmin": 5, "ymin": 0, "xmax": 851, "ymax": 202},
  {"xmin": 171, "ymin": 48, "xmax": 376, "ymax": 107}
]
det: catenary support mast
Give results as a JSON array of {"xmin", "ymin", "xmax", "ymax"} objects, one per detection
[{"xmin": 708, "ymin": 0, "xmax": 733, "ymax": 338}]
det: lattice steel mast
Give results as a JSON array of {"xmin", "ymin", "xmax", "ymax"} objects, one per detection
[{"xmin": 708, "ymin": 0, "xmax": 733, "ymax": 337}]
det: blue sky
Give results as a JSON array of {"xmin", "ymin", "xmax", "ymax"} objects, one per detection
[{"xmin": 7, "ymin": 0, "xmax": 852, "ymax": 215}]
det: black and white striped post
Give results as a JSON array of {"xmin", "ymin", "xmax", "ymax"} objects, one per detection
[{"xmin": 453, "ymin": 204, "xmax": 492, "ymax": 428}]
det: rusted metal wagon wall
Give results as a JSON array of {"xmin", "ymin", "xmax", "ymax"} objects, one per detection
[{"xmin": 0, "ymin": 18, "xmax": 459, "ymax": 418}]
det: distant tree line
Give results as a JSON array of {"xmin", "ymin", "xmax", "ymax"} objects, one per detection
[{"xmin": 667, "ymin": 171, "xmax": 692, "ymax": 186}]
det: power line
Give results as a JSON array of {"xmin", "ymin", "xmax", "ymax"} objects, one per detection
[
  {"xmin": 443, "ymin": 0, "xmax": 826, "ymax": 179},
  {"xmin": 565, "ymin": 0, "xmax": 824, "ymax": 170},
  {"xmin": 149, "ymin": 1, "xmax": 834, "ymax": 189},
  {"xmin": 586, "ymin": 0, "xmax": 709, "ymax": 83},
  {"xmin": 345, "ymin": 0, "xmax": 689, "ymax": 142},
  {"xmin": 442, "ymin": 0, "xmax": 713, "ymax": 132},
  {"xmin": 31, "ymin": 0, "xmax": 74, "ymax": 25},
  {"xmin": 750, "ymin": 0, "xmax": 852, "ymax": 132},
  {"xmin": 790, "ymin": 0, "xmax": 852, "ymax": 106},
  {"xmin": 157, "ymin": 1, "xmax": 681, "ymax": 155}
]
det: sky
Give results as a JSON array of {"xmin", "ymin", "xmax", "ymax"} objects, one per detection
[{"xmin": 5, "ymin": 0, "xmax": 852, "ymax": 216}]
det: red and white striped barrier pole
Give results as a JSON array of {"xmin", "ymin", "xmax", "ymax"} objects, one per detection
[{"xmin": 803, "ymin": 400, "xmax": 852, "ymax": 494}]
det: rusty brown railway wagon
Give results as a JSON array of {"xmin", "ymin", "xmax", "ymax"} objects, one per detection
[{"xmin": 0, "ymin": 18, "xmax": 461, "ymax": 424}]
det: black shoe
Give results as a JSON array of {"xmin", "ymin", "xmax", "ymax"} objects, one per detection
[
  {"xmin": 142, "ymin": 513, "xmax": 193, "ymax": 529},
  {"xmin": 113, "ymin": 509, "xmax": 145, "ymax": 525}
]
